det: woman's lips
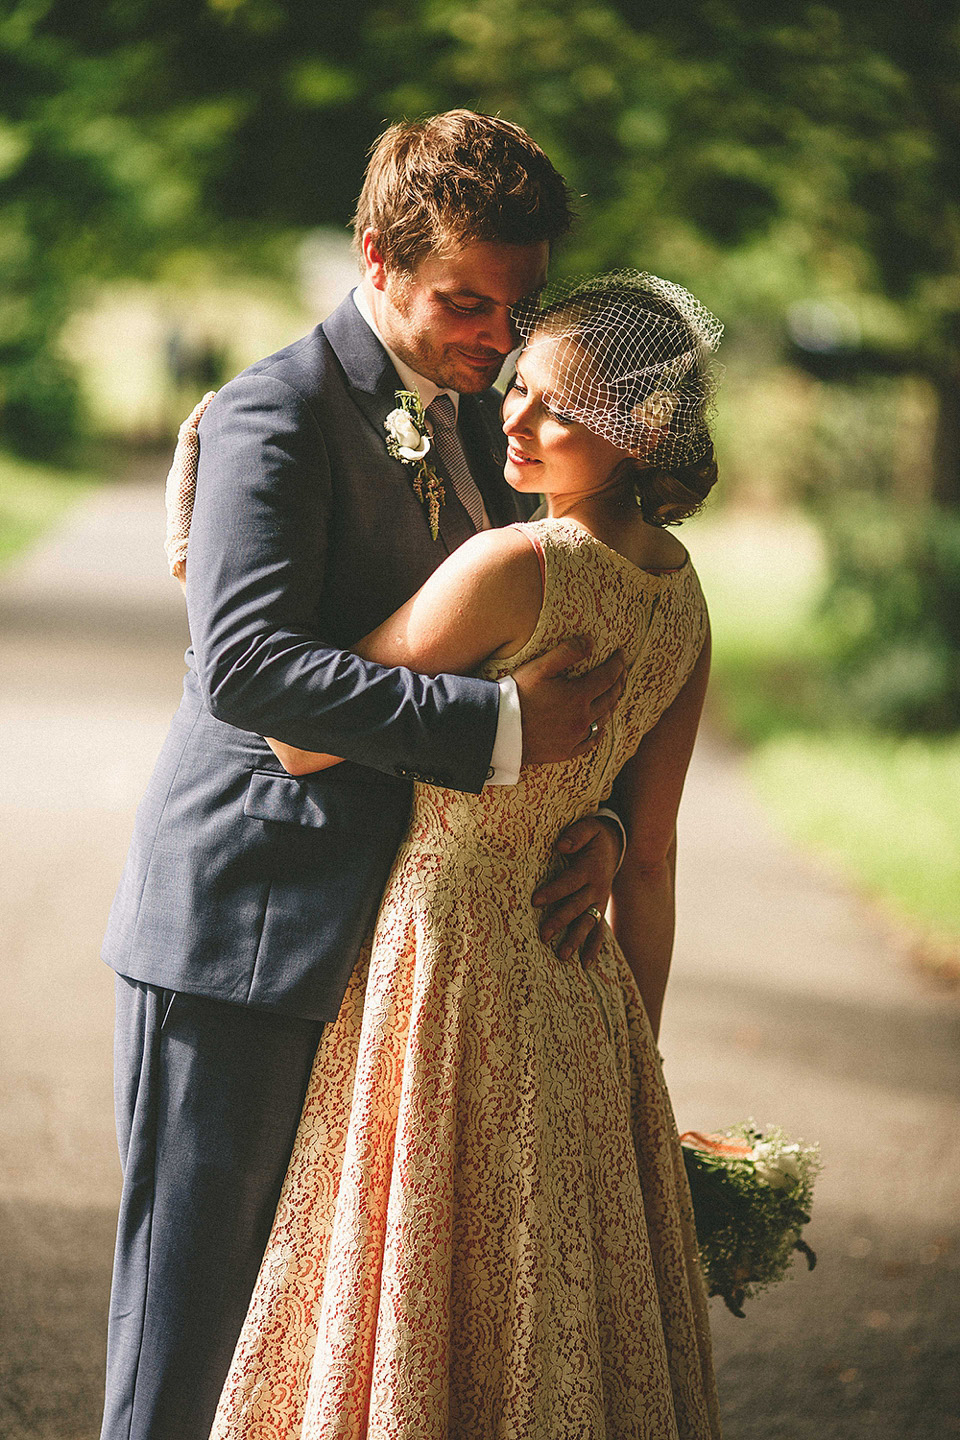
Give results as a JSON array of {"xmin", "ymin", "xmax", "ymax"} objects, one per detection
[{"xmin": 506, "ymin": 443, "xmax": 540, "ymax": 466}]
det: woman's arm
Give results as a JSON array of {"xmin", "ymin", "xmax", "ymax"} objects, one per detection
[
  {"xmin": 186, "ymin": 377, "xmax": 502, "ymax": 792},
  {"xmin": 266, "ymin": 526, "xmax": 544, "ymax": 775},
  {"xmin": 606, "ymin": 628, "xmax": 711, "ymax": 1039}
]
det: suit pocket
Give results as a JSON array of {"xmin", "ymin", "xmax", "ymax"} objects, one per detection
[{"xmin": 243, "ymin": 771, "xmax": 329, "ymax": 828}]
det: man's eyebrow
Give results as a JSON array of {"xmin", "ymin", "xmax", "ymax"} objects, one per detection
[
  {"xmin": 438, "ymin": 287, "xmax": 496, "ymax": 302},
  {"xmin": 437, "ymin": 283, "xmax": 548, "ymax": 306}
]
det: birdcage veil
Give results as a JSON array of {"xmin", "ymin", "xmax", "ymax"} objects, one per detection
[{"xmin": 510, "ymin": 270, "xmax": 723, "ymax": 468}]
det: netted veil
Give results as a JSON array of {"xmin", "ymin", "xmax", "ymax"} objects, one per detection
[{"xmin": 510, "ymin": 270, "xmax": 723, "ymax": 470}]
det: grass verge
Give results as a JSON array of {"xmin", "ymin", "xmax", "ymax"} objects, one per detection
[
  {"xmin": 685, "ymin": 509, "xmax": 960, "ymax": 971},
  {"xmin": 0, "ymin": 451, "xmax": 98, "ymax": 569}
]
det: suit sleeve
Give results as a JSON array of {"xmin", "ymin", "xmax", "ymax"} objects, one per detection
[{"xmin": 185, "ymin": 373, "xmax": 500, "ymax": 794}]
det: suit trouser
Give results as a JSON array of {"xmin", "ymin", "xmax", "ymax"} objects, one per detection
[{"xmin": 100, "ymin": 975, "xmax": 325, "ymax": 1440}]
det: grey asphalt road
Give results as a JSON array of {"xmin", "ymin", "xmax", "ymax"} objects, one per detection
[{"xmin": 1, "ymin": 467, "xmax": 958, "ymax": 1439}]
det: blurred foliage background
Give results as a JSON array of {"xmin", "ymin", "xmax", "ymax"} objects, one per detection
[{"xmin": 2, "ymin": 0, "xmax": 959, "ymax": 956}]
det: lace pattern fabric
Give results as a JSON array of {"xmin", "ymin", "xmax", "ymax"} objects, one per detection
[{"xmin": 211, "ymin": 518, "xmax": 720, "ymax": 1439}]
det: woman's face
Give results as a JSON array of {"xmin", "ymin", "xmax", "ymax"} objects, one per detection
[{"xmin": 501, "ymin": 338, "xmax": 627, "ymax": 501}]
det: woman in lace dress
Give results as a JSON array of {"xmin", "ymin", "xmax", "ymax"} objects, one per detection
[{"xmin": 209, "ymin": 273, "xmax": 723, "ymax": 1439}]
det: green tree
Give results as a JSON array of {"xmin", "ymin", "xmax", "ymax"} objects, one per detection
[{"xmin": 4, "ymin": 0, "xmax": 959, "ymax": 494}]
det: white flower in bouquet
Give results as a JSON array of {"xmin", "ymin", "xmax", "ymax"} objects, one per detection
[{"xmin": 680, "ymin": 1123, "xmax": 821, "ymax": 1316}]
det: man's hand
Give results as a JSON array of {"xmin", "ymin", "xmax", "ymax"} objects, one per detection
[
  {"xmin": 514, "ymin": 638, "xmax": 625, "ymax": 766},
  {"xmin": 533, "ymin": 814, "xmax": 623, "ymax": 965}
]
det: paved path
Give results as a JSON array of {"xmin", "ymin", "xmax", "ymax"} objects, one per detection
[{"xmin": 1, "ymin": 468, "xmax": 958, "ymax": 1439}]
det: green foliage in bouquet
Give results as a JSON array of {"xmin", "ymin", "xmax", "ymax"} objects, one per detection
[{"xmin": 681, "ymin": 1124, "xmax": 820, "ymax": 1318}]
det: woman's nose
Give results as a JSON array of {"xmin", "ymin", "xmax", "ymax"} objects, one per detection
[{"xmin": 502, "ymin": 392, "xmax": 532, "ymax": 435}]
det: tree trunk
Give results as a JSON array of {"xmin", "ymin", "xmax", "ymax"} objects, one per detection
[{"xmin": 931, "ymin": 321, "xmax": 960, "ymax": 507}]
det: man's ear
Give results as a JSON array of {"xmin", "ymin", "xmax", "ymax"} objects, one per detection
[{"xmin": 361, "ymin": 229, "xmax": 388, "ymax": 290}]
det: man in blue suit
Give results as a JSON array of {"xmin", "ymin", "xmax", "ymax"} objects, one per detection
[{"xmin": 100, "ymin": 110, "xmax": 627, "ymax": 1440}]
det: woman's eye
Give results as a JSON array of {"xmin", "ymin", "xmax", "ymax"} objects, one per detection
[
  {"xmin": 548, "ymin": 408, "xmax": 575, "ymax": 425},
  {"xmin": 509, "ymin": 378, "xmax": 527, "ymax": 397}
]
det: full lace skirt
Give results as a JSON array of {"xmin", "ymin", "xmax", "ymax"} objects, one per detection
[{"xmin": 210, "ymin": 520, "xmax": 721, "ymax": 1439}]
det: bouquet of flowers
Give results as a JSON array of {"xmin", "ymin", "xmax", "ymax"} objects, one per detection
[{"xmin": 680, "ymin": 1124, "xmax": 820, "ymax": 1317}]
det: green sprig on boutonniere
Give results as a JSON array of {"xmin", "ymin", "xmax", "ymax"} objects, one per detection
[{"xmin": 384, "ymin": 390, "xmax": 445, "ymax": 540}]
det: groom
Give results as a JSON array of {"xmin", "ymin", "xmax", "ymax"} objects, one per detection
[{"xmin": 100, "ymin": 110, "xmax": 626, "ymax": 1440}]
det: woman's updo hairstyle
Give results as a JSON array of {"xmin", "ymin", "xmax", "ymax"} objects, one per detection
[{"xmin": 511, "ymin": 271, "xmax": 723, "ymax": 526}]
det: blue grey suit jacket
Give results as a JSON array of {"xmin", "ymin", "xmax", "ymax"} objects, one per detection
[{"xmin": 102, "ymin": 293, "xmax": 533, "ymax": 1021}]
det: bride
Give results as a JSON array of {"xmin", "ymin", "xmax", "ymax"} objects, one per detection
[{"xmin": 182, "ymin": 271, "xmax": 722, "ymax": 1438}]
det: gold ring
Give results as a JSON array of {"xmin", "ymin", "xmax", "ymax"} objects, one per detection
[
  {"xmin": 588, "ymin": 720, "xmax": 599, "ymax": 739},
  {"xmin": 587, "ymin": 905, "xmax": 603, "ymax": 923}
]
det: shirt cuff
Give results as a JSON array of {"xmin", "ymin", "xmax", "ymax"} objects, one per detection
[
  {"xmin": 485, "ymin": 677, "xmax": 522, "ymax": 786},
  {"xmin": 595, "ymin": 806, "xmax": 628, "ymax": 872}
]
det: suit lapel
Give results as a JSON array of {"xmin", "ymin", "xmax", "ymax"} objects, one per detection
[
  {"xmin": 323, "ymin": 294, "xmax": 458, "ymax": 554},
  {"xmin": 322, "ymin": 293, "xmax": 406, "ymax": 441}
]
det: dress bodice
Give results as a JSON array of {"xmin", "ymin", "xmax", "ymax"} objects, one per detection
[{"xmin": 405, "ymin": 517, "xmax": 709, "ymax": 879}]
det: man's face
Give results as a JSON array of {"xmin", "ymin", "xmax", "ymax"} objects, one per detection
[{"xmin": 364, "ymin": 234, "xmax": 549, "ymax": 394}]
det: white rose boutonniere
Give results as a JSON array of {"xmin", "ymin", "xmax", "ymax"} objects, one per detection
[
  {"xmin": 751, "ymin": 1141, "xmax": 803, "ymax": 1190},
  {"xmin": 384, "ymin": 390, "xmax": 445, "ymax": 538},
  {"xmin": 385, "ymin": 407, "xmax": 432, "ymax": 460}
]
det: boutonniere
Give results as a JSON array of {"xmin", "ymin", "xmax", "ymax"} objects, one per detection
[{"xmin": 384, "ymin": 390, "xmax": 445, "ymax": 539}]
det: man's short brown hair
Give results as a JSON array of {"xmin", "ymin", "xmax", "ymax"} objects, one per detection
[{"xmin": 353, "ymin": 110, "xmax": 574, "ymax": 272}]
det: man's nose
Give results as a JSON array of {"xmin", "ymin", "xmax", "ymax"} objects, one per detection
[{"xmin": 481, "ymin": 307, "xmax": 517, "ymax": 355}]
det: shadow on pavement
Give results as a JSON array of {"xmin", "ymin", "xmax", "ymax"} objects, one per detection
[
  {"xmin": 0, "ymin": 1200, "xmax": 114, "ymax": 1440},
  {"xmin": 712, "ymin": 1206, "xmax": 960, "ymax": 1439},
  {"xmin": 671, "ymin": 970, "xmax": 960, "ymax": 1103}
]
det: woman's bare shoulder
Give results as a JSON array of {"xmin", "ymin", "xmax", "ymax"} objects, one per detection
[{"xmin": 436, "ymin": 523, "xmax": 542, "ymax": 595}]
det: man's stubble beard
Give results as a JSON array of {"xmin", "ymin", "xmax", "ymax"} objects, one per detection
[
  {"xmin": 383, "ymin": 278, "xmax": 503, "ymax": 395},
  {"xmin": 390, "ymin": 325, "xmax": 501, "ymax": 395}
]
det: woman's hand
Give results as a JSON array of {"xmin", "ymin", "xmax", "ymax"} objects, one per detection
[
  {"xmin": 165, "ymin": 389, "xmax": 216, "ymax": 591},
  {"xmin": 265, "ymin": 738, "xmax": 343, "ymax": 775},
  {"xmin": 532, "ymin": 814, "xmax": 623, "ymax": 965}
]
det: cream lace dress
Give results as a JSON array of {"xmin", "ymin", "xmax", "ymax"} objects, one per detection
[{"xmin": 210, "ymin": 518, "xmax": 720, "ymax": 1440}]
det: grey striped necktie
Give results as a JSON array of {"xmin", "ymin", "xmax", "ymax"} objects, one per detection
[{"xmin": 426, "ymin": 394, "xmax": 487, "ymax": 532}]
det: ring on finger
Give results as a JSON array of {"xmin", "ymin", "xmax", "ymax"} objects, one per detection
[
  {"xmin": 587, "ymin": 905, "xmax": 603, "ymax": 923},
  {"xmin": 587, "ymin": 720, "xmax": 599, "ymax": 739}
]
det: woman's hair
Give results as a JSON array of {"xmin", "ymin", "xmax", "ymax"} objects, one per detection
[
  {"xmin": 352, "ymin": 110, "xmax": 574, "ymax": 273},
  {"xmin": 515, "ymin": 271, "xmax": 723, "ymax": 526},
  {"xmin": 609, "ymin": 449, "xmax": 720, "ymax": 528}
]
